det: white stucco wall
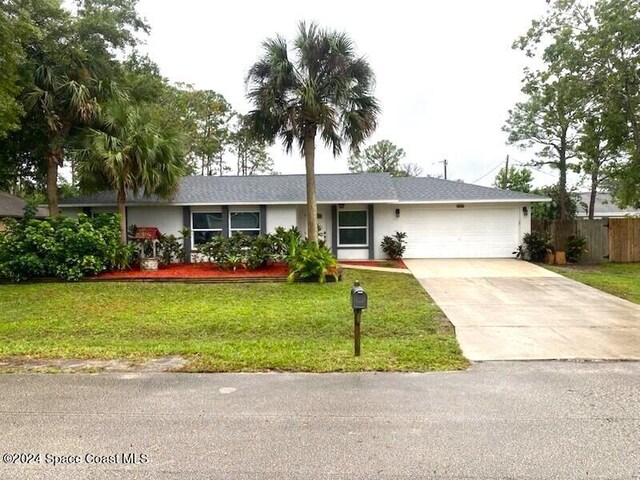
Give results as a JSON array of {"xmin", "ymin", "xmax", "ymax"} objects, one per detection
[
  {"xmin": 519, "ymin": 203, "xmax": 532, "ymax": 244},
  {"xmin": 373, "ymin": 204, "xmax": 400, "ymax": 259},
  {"xmin": 266, "ymin": 205, "xmax": 297, "ymax": 234},
  {"xmin": 127, "ymin": 206, "xmax": 183, "ymax": 237},
  {"xmin": 337, "ymin": 249, "xmax": 370, "ymax": 260}
]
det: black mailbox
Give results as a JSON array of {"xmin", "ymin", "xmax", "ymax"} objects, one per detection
[{"xmin": 351, "ymin": 281, "xmax": 368, "ymax": 310}]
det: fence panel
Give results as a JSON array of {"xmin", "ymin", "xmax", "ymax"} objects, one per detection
[
  {"xmin": 576, "ymin": 219, "xmax": 609, "ymax": 263},
  {"xmin": 609, "ymin": 218, "xmax": 640, "ymax": 262}
]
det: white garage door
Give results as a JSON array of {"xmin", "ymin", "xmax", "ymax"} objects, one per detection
[{"xmin": 401, "ymin": 206, "xmax": 520, "ymax": 258}]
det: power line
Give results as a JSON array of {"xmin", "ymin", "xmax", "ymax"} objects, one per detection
[
  {"xmin": 471, "ymin": 160, "xmax": 506, "ymax": 184},
  {"xmin": 511, "ymin": 159, "xmax": 558, "ymax": 178}
]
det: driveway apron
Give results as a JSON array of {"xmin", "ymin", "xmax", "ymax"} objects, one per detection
[{"xmin": 405, "ymin": 259, "xmax": 640, "ymax": 361}]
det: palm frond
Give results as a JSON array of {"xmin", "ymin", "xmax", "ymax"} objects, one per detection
[{"xmin": 246, "ymin": 22, "xmax": 379, "ymax": 158}]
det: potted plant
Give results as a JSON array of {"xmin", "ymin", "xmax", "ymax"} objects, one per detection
[
  {"xmin": 545, "ymin": 247, "xmax": 556, "ymax": 265},
  {"xmin": 554, "ymin": 250, "xmax": 566, "ymax": 265}
]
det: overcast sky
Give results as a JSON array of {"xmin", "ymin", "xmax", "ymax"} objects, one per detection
[{"xmin": 135, "ymin": 0, "xmax": 561, "ymax": 187}]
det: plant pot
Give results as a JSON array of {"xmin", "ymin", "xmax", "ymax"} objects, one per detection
[
  {"xmin": 554, "ymin": 251, "xmax": 567, "ymax": 266},
  {"xmin": 141, "ymin": 257, "xmax": 159, "ymax": 271},
  {"xmin": 544, "ymin": 252, "xmax": 555, "ymax": 265}
]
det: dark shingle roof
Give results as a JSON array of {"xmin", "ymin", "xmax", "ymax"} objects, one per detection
[
  {"xmin": 59, "ymin": 173, "xmax": 547, "ymax": 206},
  {"xmin": 577, "ymin": 192, "xmax": 640, "ymax": 217},
  {"xmin": 1, "ymin": 192, "xmax": 48, "ymax": 217},
  {"xmin": 393, "ymin": 177, "xmax": 545, "ymax": 202}
]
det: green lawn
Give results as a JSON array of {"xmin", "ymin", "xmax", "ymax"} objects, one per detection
[
  {"xmin": 0, "ymin": 269, "xmax": 467, "ymax": 372},
  {"xmin": 548, "ymin": 263, "xmax": 640, "ymax": 304}
]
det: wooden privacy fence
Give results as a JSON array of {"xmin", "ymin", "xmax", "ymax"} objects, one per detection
[
  {"xmin": 532, "ymin": 218, "xmax": 640, "ymax": 263},
  {"xmin": 608, "ymin": 218, "xmax": 640, "ymax": 262}
]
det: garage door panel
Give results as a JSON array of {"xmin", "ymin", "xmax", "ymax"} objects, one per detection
[{"xmin": 402, "ymin": 207, "xmax": 519, "ymax": 258}]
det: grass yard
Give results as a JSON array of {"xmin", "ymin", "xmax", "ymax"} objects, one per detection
[
  {"xmin": 548, "ymin": 263, "xmax": 640, "ymax": 304},
  {"xmin": 0, "ymin": 269, "xmax": 467, "ymax": 372}
]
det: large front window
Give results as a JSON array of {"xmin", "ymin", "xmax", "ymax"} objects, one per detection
[
  {"xmin": 192, "ymin": 212, "xmax": 222, "ymax": 245},
  {"xmin": 230, "ymin": 211, "xmax": 260, "ymax": 236},
  {"xmin": 338, "ymin": 210, "xmax": 368, "ymax": 246}
]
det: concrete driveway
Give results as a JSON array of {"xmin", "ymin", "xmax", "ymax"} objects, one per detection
[{"xmin": 405, "ymin": 259, "xmax": 640, "ymax": 361}]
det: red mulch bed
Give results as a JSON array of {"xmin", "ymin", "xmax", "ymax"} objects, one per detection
[
  {"xmin": 340, "ymin": 259, "xmax": 407, "ymax": 269},
  {"xmin": 94, "ymin": 262, "xmax": 290, "ymax": 280}
]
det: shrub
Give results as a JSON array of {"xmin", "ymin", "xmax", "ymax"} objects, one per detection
[
  {"xmin": 0, "ymin": 212, "xmax": 130, "ymax": 281},
  {"xmin": 246, "ymin": 235, "xmax": 274, "ymax": 270},
  {"xmin": 157, "ymin": 234, "xmax": 185, "ymax": 265},
  {"xmin": 286, "ymin": 241, "xmax": 339, "ymax": 283},
  {"xmin": 197, "ymin": 227, "xmax": 303, "ymax": 271},
  {"xmin": 522, "ymin": 231, "xmax": 553, "ymax": 262},
  {"xmin": 272, "ymin": 226, "xmax": 302, "ymax": 261},
  {"xmin": 566, "ymin": 234, "xmax": 588, "ymax": 263},
  {"xmin": 380, "ymin": 231, "xmax": 407, "ymax": 259},
  {"xmin": 197, "ymin": 235, "xmax": 227, "ymax": 265}
]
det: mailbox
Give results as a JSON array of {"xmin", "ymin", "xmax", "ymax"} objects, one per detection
[{"xmin": 351, "ymin": 281, "xmax": 368, "ymax": 310}]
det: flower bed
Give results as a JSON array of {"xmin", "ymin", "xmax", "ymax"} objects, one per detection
[{"xmin": 94, "ymin": 262, "xmax": 289, "ymax": 280}]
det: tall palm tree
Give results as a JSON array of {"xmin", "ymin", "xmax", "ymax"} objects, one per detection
[
  {"xmin": 26, "ymin": 66, "xmax": 102, "ymax": 216},
  {"xmin": 246, "ymin": 22, "xmax": 379, "ymax": 243},
  {"xmin": 76, "ymin": 102, "xmax": 187, "ymax": 243}
]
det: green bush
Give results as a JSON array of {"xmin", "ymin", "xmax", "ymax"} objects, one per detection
[
  {"xmin": 0, "ymin": 212, "xmax": 130, "ymax": 281},
  {"xmin": 157, "ymin": 234, "xmax": 186, "ymax": 265},
  {"xmin": 272, "ymin": 226, "xmax": 302, "ymax": 261},
  {"xmin": 522, "ymin": 231, "xmax": 553, "ymax": 262},
  {"xmin": 196, "ymin": 228, "xmax": 302, "ymax": 271},
  {"xmin": 196, "ymin": 235, "xmax": 227, "ymax": 265},
  {"xmin": 380, "ymin": 231, "xmax": 407, "ymax": 259},
  {"xmin": 566, "ymin": 234, "xmax": 588, "ymax": 263},
  {"xmin": 246, "ymin": 235, "xmax": 274, "ymax": 270},
  {"xmin": 287, "ymin": 241, "xmax": 339, "ymax": 283}
]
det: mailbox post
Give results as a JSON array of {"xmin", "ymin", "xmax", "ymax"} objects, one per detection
[{"xmin": 350, "ymin": 280, "xmax": 368, "ymax": 356}]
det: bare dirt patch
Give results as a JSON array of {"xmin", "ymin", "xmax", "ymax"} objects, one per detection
[{"xmin": 0, "ymin": 355, "xmax": 188, "ymax": 373}]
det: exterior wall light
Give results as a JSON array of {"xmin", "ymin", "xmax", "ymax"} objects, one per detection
[
  {"xmin": 395, "ymin": 208, "xmax": 400, "ymax": 218},
  {"xmin": 523, "ymin": 206, "xmax": 528, "ymax": 216}
]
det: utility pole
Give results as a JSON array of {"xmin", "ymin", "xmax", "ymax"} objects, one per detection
[
  {"xmin": 503, "ymin": 155, "xmax": 509, "ymax": 189},
  {"xmin": 441, "ymin": 159, "xmax": 448, "ymax": 180}
]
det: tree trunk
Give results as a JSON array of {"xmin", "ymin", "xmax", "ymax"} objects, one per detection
[
  {"xmin": 117, "ymin": 188, "xmax": 127, "ymax": 245},
  {"xmin": 558, "ymin": 135, "xmax": 568, "ymax": 221},
  {"xmin": 588, "ymin": 167, "xmax": 599, "ymax": 220},
  {"xmin": 46, "ymin": 149, "xmax": 60, "ymax": 216},
  {"xmin": 303, "ymin": 128, "xmax": 318, "ymax": 243}
]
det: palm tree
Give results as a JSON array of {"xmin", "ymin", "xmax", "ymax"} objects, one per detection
[
  {"xmin": 26, "ymin": 66, "xmax": 102, "ymax": 216},
  {"xmin": 76, "ymin": 102, "xmax": 187, "ymax": 243},
  {"xmin": 246, "ymin": 22, "xmax": 379, "ymax": 243}
]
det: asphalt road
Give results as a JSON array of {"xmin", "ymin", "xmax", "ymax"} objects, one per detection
[{"xmin": 1, "ymin": 362, "xmax": 639, "ymax": 479}]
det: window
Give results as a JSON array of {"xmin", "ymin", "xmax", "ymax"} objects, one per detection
[
  {"xmin": 230, "ymin": 211, "xmax": 260, "ymax": 236},
  {"xmin": 192, "ymin": 212, "xmax": 222, "ymax": 245},
  {"xmin": 338, "ymin": 210, "xmax": 368, "ymax": 246}
]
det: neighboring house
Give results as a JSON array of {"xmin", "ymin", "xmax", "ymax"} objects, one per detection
[
  {"xmin": 0, "ymin": 192, "xmax": 48, "ymax": 231},
  {"xmin": 59, "ymin": 173, "xmax": 548, "ymax": 259},
  {"xmin": 577, "ymin": 192, "xmax": 640, "ymax": 219}
]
